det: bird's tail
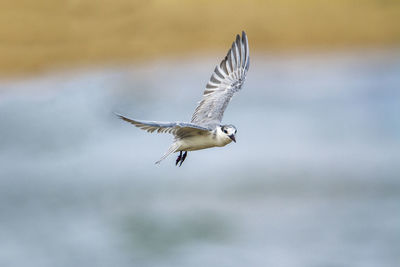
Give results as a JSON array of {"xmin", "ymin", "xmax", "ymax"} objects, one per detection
[{"xmin": 155, "ymin": 143, "xmax": 180, "ymax": 165}]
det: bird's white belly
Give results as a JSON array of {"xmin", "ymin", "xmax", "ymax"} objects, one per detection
[{"xmin": 178, "ymin": 135, "xmax": 231, "ymax": 151}]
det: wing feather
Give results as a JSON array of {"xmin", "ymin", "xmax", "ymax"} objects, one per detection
[
  {"xmin": 191, "ymin": 31, "xmax": 250, "ymax": 129},
  {"xmin": 116, "ymin": 113, "xmax": 211, "ymax": 139}
]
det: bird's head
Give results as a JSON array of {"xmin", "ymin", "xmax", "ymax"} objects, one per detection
[{"xmin": 220, "ymin": 125, "xmax": 237, "ymax": 143}]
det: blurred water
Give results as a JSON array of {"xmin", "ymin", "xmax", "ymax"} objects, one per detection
[{"xmin": 0, "ymin": 50, "xmax": 400, "ymax": 267}]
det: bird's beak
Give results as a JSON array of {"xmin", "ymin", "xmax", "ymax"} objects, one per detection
[{"xmin": 229, "ymin": 134, "xmax": 236, "ymax": 143}]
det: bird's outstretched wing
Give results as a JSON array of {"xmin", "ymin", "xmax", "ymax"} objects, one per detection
[
  {"xmin": 116, "ymin": 113, "xmax": 211, "ymax": 139},
  {"xmin": 191, "ymin": 31, "xmax": 250, "ymax": 129}
]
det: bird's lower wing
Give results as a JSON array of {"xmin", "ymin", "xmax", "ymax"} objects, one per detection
[{"xmin": 115, "ymin": 113, "xmax": 211, "ymax": 138}]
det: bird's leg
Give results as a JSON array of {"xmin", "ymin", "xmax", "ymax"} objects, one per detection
[
  {"xmin": 175, "ymin": 151, "xmax": 182, "ymax": 166},
  {"xmin": 179, "ymin": 151, "xmax": 188, "ymax": 167}
]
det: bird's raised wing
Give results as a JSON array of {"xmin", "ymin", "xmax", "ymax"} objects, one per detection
[
  {"xmin": 116, "ymin": 113, "xmax": 211, "ymax": 139},
  {"xmin": 191, "ymin": 31, "xmax": 249, "ymax": 129}
]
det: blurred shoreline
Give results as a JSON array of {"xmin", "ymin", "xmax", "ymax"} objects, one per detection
[
  {"xmin": 1, "ymin": 0, "xmax": 400, "ymax": 77},
  {"xmin": 1, "ymin": 47, "xmax": 399, "ymax": 85}
]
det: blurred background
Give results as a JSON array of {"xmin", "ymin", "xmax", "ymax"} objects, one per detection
[{"xmin": 0, "ymin": 1, "xmax": 399, "ymax": 266}]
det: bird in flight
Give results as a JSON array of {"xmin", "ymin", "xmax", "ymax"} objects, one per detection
[{"xmin": 116, "ymin": 31, "xmax": 250, "ymax": 166}]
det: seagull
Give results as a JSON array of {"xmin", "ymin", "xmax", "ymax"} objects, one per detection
[{"xmin": 116, "ymin": 31, "xmax": 250, "ymax": 166}]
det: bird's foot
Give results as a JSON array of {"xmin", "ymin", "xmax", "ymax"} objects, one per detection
[
  {"xmin": 179, "ymin": 151, "xmax": 188, "ymax": 167},
  {"xmin": 175, "ymin": 151, "xmax": 182, "ymax": 166}
]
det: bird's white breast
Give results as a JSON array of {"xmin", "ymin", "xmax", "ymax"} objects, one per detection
[{"xmin": 177, "ymin": 133, "xmax": 232, "ymax": 151}]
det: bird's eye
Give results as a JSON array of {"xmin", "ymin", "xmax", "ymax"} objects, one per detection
[{"xmin": 223, "ymin": 130, "xmax": 227, "ymax": 134}]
